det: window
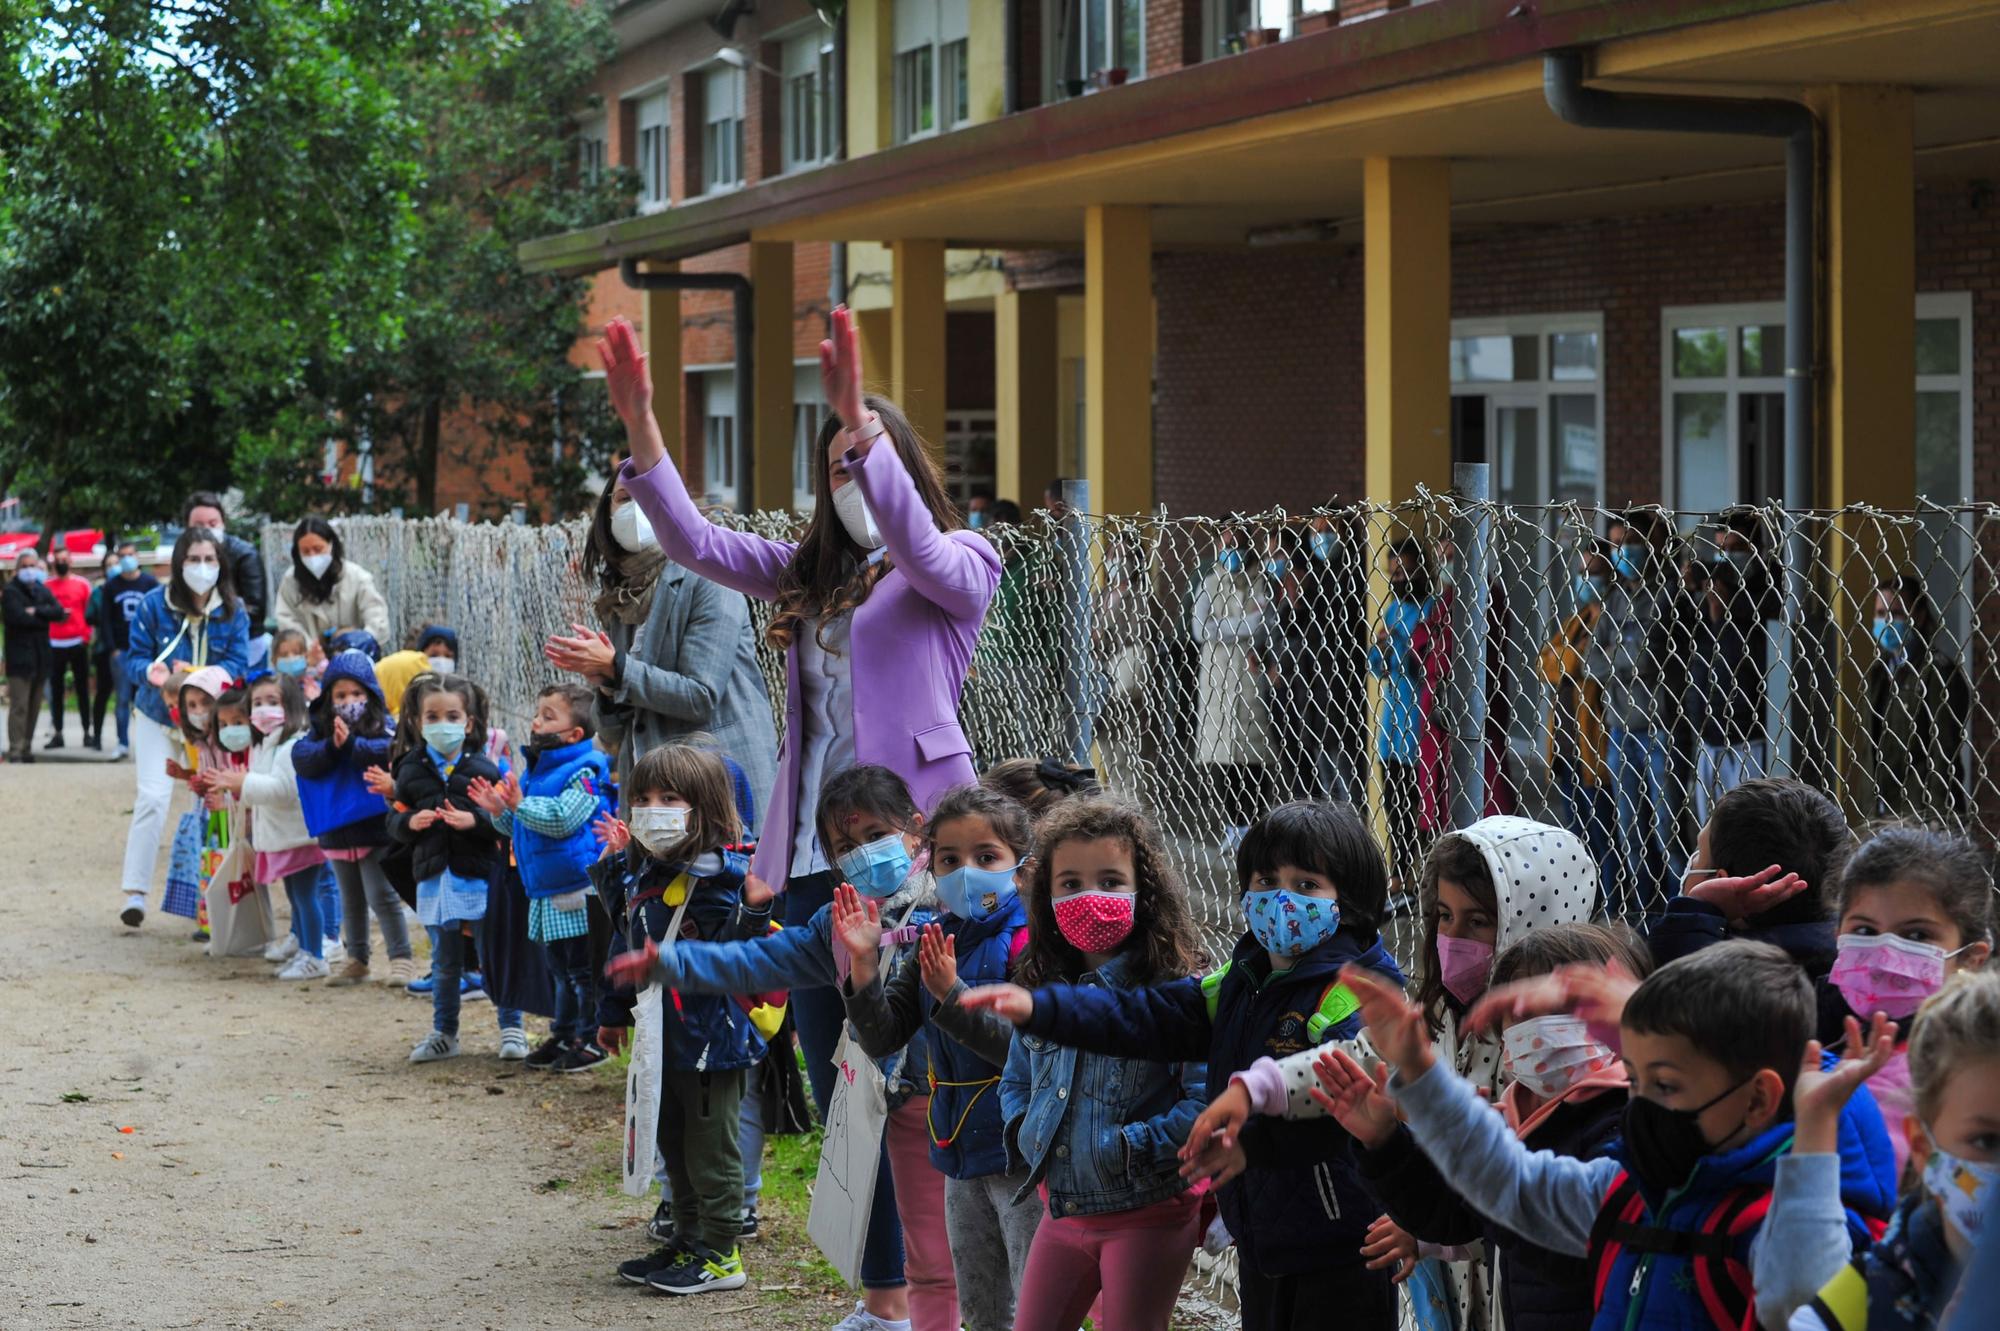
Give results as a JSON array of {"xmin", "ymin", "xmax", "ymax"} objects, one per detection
[
  {"xmin": 793, "ymin": 364, "xmax": 823, "ymax": 511},
  {"xmin": 1911, "ymin": 292, "xmax": 1975, "ymax": 651},
  {"xmin": 575, "ymin": 115, "xmax": 608, "ymax": 186},
  {"xmin": 1206, "ymin": 0, "xmax": 1315, "ymax": 58},
  {"xmin": 942, "ymin": 38, "xmax": 969, "ymax": 128},
  {"xmin": 702, "ymin": 66, "xmax": 744, "ymax": 193},
  {"xmin": 894, "ymin": 0, "xmax": 968, "ymax": 142},
  {"xmin": 703, "ymin": 372, "xmax": 739, "ymax": 507},
  {"xmin": 1051, "ymin": 0, "xmax": 1144, "ymax": 96},
  {"xmin": 783, "ymin": 30, "xmax": 836, "ymax": 171},
  {"xmin": 1660, "ymin": 305, "xmax": 1801, "ymax": 518},
  {"xmin": 633, "ymin": 90, "xmax": 670, "ymax": 211},
  {"xmin": 943, "ymin": 410, "xmax": 997, "ymax": 506},
  {"xmin": 895, "ymin": 47, "xmax": 935, "ymax": 141}
]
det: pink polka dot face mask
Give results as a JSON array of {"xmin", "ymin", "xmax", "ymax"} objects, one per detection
[
  {"xmin": 1501, "ymin": 1015, "xmax": 1619, "ymax": 1099},
  {"xmin": 1051, "ymin": 890, "xmax": 1136, "ymax": 954}
]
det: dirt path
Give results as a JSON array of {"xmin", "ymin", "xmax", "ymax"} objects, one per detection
[{"xmin": 0, "ymin": 708, "xmax": 841, "ymax": 1331}]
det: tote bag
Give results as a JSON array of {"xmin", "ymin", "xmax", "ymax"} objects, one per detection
[
  {"xmin": 806, "ymin": 1028, "xmax": 889, "ymax": 1287},
  {"xmin": 161, "ymin": 811, "xmax": 205, "ymax": 919}
]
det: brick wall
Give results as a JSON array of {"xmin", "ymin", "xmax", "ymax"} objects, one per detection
[{"xmin": 1146, "ymin": 0, "xmax": 1202, "ymax": 77}]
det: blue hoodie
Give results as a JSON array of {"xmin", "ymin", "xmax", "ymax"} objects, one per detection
[
  {"xmin": 290, "ymin": 651, "xmax": 395, "ymax": 848},
  {"xmin": 122, "ymin": 584, "xmax": 252, "ymax": 727}
]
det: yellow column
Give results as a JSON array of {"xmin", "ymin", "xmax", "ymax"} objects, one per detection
[
  {"xmin": 640, "ymin": 269, "xmax": 683, "ymax": 468},
  {"xmin": 967, "ymin": 0, "xmax": 1007, "ymax": 124},
  {"xmin": 1084, "ymin": 205, "xmax": 1152, "ymax": 514},
  {"xmin": 1362, "ymin": 157, "xmax": 1452, "ymax": 505},
  {"xmin": 995, "ymin": 288, "xmax": 1059, "ymax": 505},
  {"xmin": 846, "ymin": 0, "xmax": 895, "ymax": 156},
  {"xmin": 855, "ymin": 307, "xmax": 894, "ymax": 405},
  {"xmin": 749, "ymin": 241, "xmax": 796, "ymax": 513},
  {"xmin": 891, "ymin": 238, "xmax": 948, "ymax": 449}
]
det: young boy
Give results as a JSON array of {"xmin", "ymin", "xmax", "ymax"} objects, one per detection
[
  {"xmin": 469, "ymin": 682, "xmax": 613, "ymax": 1072},
  {"xmin": 1320, "ymin": 941, "xmax": 1896, "ymax": 1331}
]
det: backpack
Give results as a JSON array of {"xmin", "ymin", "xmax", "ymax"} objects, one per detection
[
  {"xmin": 1200, "ymin": 961, "xmax": 1360, "ymax": 1042},
  {"xmin": 1585, "ymin": 1170, "xmax": 1770, "ymax": 1331}
]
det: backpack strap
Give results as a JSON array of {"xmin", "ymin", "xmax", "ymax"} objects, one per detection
[
  {"xmin": 1200, "ymin": 963, "xmax": 1234, "ymax": 1021},
  {"xmin": 1306, "ymin": 981, "xmax": 1361, "ymax": 1042},
  {"xmin": 1587, "ymin": 1171, "xmax": 1649, "ymax": 1310},
  {"xmin": 1804, "ymin": 1261, "xmax": 1868, "ymax": 1331},
  {"xmin": 1691, "ymin": 1187, "xmax": 1770, "ymax": 1331}
]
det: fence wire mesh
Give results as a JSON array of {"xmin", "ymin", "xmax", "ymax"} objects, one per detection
[{"xmin": 265, "ymin": 495, "xmax": 2000, "ymax": 973}]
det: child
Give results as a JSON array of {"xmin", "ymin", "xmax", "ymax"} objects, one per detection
[
  {"xmin": 1824, "ymin": 825, "xmax": 1993, "ymax": 1175},
  {"xmin": 1368, "ymin": 539, "xmax": 1445, "ymax": 894},
  {"xmin": 223, "ymin": 673, "xmax": 325, "ymax": 978},
  {"xmin": 608, "ymin": 765, "xmax": 951, "ymax": 1331},
  {"xmin": 996, "ymin": 795, "xmax": 1210, "ymax": 1331},
  {"xmin": 832, "ymin": 783, "xmax": 1041, "ymax": 1331},
  {"xmin": 388, "ymin": 675, "xmax": 516, "ymax": 1063},
  {"xmin": 1318, "ymin": 941, "xmax": 1898, "ymax": 1331},
  {"xmin": 966, "ymin": 799, "xmax": 1407, "ymax": 1331},
  {"xmin": 1787, "ymin": 971, "xmax": 1999, "ymax": 1331},
  {"xmin": 270, "ymin": 628, "xmax": 320, "ymax": 699},
  {"xmin": 173, "ymin": 666, "xmax": 237, "ymax": 943},
  {"xmin": 979, "ymin": 756, "xmax": 1101, "ymax": 817},
  {"xmin": 292, "ymin": 650, "xmax": 415, "ymax": 986},
  {"xmin": 468, "ymin": 682, "xmax": 612, "ymax": 1072},
  {"xmin": 596, "ymin": 744, "xmax": 763, "ymax": 1295}
]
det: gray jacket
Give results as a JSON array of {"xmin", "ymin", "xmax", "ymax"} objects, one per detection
[
  {"xmin": 1586, "ymin": 578, "xmax": 1670, "ymax": 732},
  {"xmin": 595, "ymin": 561, "xmax": 778, "ymax": 832}
]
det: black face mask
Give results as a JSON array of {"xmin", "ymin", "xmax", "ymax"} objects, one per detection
[{"xmin": 1621, "ymin": 1077, "xmax": 1751, "ymax": 1194}]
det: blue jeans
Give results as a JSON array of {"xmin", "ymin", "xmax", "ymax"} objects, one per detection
[
  {"xmin": 110, "ymin": 650, "xmax": 136, "ymax": 750},
  {"xmin": 283, "ymin": 869, "xmax": 325, "ymax": 960},
  {"xmin": 432, "ymin": 924, "xmax": 522, "ymax": 1038},
  {"xmin": 544, "ymin": 933, "xmax": 596, "ymax": 1044},
  {"xmin": 1607, "ymin": 727, "xmax": 1673, "ymax": 917},
  {"xmin": 316, "ymin": 864, "xmax": 342, "ymax": 943}
]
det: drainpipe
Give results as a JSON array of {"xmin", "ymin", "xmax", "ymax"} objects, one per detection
[
  {"xmin": 620, "ymin": 258, "xmax": 755, "ymax": 510},
  {"xmin": 831, "ymin": 10, "xmax": 849, "ymax": 316}
]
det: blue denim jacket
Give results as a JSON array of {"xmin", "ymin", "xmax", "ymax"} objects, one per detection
[{"xmin": 1000, "ymin": 953, "xmax": 1207, "ymax": 1219}]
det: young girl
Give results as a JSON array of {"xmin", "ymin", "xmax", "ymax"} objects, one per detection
[
  {"xmin": 270, "ymin": 628, "xmax": 320, "ymax": 699},
  {"xmin": 608, "ymin": 765, "xmax": 953, "ymax": 1331},
  {"xmin": 996, "ymin": 796, "xmax": 1209, "ymax": 1331},
  {"xmin": 832, "ymin": 784, "xmax": 1041, "ymax": 1331},
  {"xmin": 1825, "ymin": 824, "xmax": 1993, "ymax": 1176},
  {"xmin": 597, "ymin": 744, "xmax": 764, "ymax": 1295},
  {"xmin": 172, "ymin": 666, "xmax": 237, "ymax": 943},
  {"xmin": 292, "ymin": 649, "xmax": 414, "ymax": 986},
  {"xmin": 967, "ymin": 799, "xmax": 1406, "ymax": 1331},
  {"xmin": 1779, "ymin": 970, "xmax": 1999, "ymax": 1331},
  {"xmin": 387, "ymin": 675, "xmax": 516, "ymax": 1062}
]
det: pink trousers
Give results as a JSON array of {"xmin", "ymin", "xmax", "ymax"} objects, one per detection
[
  {"xmin": 886, "ymin": 1096, "xmax": 959, "ymax": 1331},
  {"xmin": 1013, "ymin": 1190, "xmax": 1202, "ymax": 1331}
]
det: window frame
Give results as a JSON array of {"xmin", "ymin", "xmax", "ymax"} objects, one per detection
[
  {"xmin": 698, "ymin": 63, "xmax": 746, "ymax": 195},
  {"xmin": 1657, "ymin": 301, "xmax": 1788, "ymax": 521},
  {"xmin": 575, "ymin": 113, "xmax": 609, "ymax": 187},
  {"xmin": 1047, "ymin": 0, "xmax": 1148, "ymax": 97},
  {"xmin": 626, "ymin": 85, "xmax": 672, "ymax": 213},
  {"xmin": 780, "ymin": 26, "xmax": 837, "ymax": 173},
  {"xmin": 1448, "ymin": 311, "xmax": 1607, "ymax": 511}
]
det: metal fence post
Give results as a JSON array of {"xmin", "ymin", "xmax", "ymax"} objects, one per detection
[
  {"xmin": 1061, "ymin": 479, "xmax": 1096, "ymax": 768},
  {"xmin": 1449, "ymin": 463, "xmax": 1491, "ymax": 829}
]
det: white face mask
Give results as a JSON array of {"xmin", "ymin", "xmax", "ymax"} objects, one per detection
[
  {"xmin": 300, "ymin": 552, "xmax": 333, "ymax": 579},
  {"xmin": 429, "ymin": 657, "xmax": 456, "ymax": 676},
  {"xmin": 182, "ymin": 561, "xmax": 220, "ymax": 595},
  {"xmin": 1500, "ymin": 1015, "xmax": 1620, "ymax": 1100},
  {"xmin": 629, "ymin": 805, "xmax": 692, "ymax": 855},
  {"xmin": 610, "ymin": 500, "xmax": 656, "ymax": 554},
  {"xmin": 831, "ymin": 482, "xmax": 883, "ymax": 550}
]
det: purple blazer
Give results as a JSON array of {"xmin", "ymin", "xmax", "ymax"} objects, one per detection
[{"xmin": 620, "ymin": 439, "xmax": 1001, "ymax": 887}]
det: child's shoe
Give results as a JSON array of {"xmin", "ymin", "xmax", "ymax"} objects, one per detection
[
  {"xmin": 554, "ymin": 1041, "xmax": 608, "ymax": 1074},
  {"xmin": 461, "ymin": 971, "xmax": 487, "ymax": 1002},
  {"xmin": 828, "ymin": 1300, "xmax": 911, "ymax": 1331},
  {"xmin": 525, "ymin": 1036, "xmax": 568, "ymax": 1071},
  {"xmin": 190, "ymin": 928, "xmax": 210, "ymax": 943},
  {"xmin": 119, "ymin": 894, "xmax": 147, "ymax": 928},
  {"xmin": 646, "ymin": 1200, "xmax": 676, "ymax": 1243},
  {"xmin": 739, "ymin": 1209, "xmax": 760, "ymax": 1241},
  {"xmin": 322, "ymin": 939, "xmax": 345, "ymax": 965},
  {"xmin": 618, "ymin": 1241, "xmax": 688, "ymax": 1286},
  {"xmin": 263, "ymin": 934, "xmax": 299, "ymax": 963},
  {"xmin": 279, "ymin": 953, "xmax": 330, "ymax": 981},
  {"xmin": 327, "ymin": 958, "xmax": 370, "ymax": 986},
  {"xmin": 498, "ymin": 1028, "xmax": 529, "ymax": 1061},
  {"xmin": 408, "ymin": 1031, "xmax": 460, "ymax": 1063},
  {"xmin": 386, "ymin": 956, "xmax": 419, "ymax": 987},
  {"xmin": 405, "ymin": 971, "xmax": 436, "ymax": 996},
  {"xmin": 646, "ymin": 1242, "xmax": 746, "ymax": 1295}
]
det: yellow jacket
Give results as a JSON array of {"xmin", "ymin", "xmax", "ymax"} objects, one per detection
[{"xmin": 1537, "ymin": 608, "xmax": 1606, "ymax": 785}]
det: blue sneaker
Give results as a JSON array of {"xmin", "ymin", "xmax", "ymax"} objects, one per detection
[
  {"xmin": 461, "ymin": 971, "xmax": 488, "ymax": 1002},
  {"xmin": 406, "ymin": 971, "xmax": 436, "ymax": 996}
]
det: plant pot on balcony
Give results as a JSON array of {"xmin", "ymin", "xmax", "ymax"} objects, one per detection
[
  {"xmin": 1341, "ymin": 0, "xmax": 1408, "ymax": 20},
  {"xmin": 1293, "ymin": 9, "xmax": 1338, "ymax": 35},
  {"xmin": 1103, "ymin": 66, "xmax": 1129, "ymax": 85},
  {"xmin": 1246, "ymin": 27, "xmax": 1282, "ymax": 48}
]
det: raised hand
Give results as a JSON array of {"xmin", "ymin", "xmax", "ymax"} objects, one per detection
[
  {"xmin": 597, "ymin": 317, "xmax": 654, "ymax": 429},
  {"xmin": 1462, "ymin": 960, "xmax": 1636, "ymax": 1050},
  {"xmin": 466, "ymin": 776, "xmax": 504, "ymax": 816},
  {"xmin": 958, "ymin": 983, "xmax": 1035, "ymax": 1025},
  {"xmin": 1686, "ymin": 863, "xmax": 1808, "ymax": 924},
  {"xmin": 606, "ymin": 936, "xmax": 659, "ymax": 990},
  {"xmin": 364, "ymin": 765, "xmax": 396, "ymax": 799},
  {"xmin": 830, "ymin": 883, "xmax": 884, "ymax": 988},
  {"xmin": 593, "ymin": 812, "xmax": 629, "ymax": 853},
  {"xmin": 439, "ymin": 801, "xmax": 477, "ymax": 831},
  {"xmin": 1795, "ymin": 1012, "xmax": 1897, "ymax": 1155},
  {"xmin": 1179, "ymin": 1082, "xmax": 1253, "ymax": 1174},
  {"xmin": 818, "ymin": 305, "xmax": 870, "ymax": 443},
  {"xmin": 742, "ymin": 872, "xmax": 776, "ymax": 909},
  {"xmin": 1310, "ymin": 1048, "xmax": 1400, "ymax": 1149},
  {"xmin": 1338, "ymin": 965, "xmax": 1434, "ymax": 1077},
  {"xmin": 1360, "ymin": 1215, "xmax": 1418, "ymax": 1284},
  {"xmin": 332, "ymin": 715, "xmax": 350, "ymax": 748},
  {"xmin": 918, "ymin": 924, "xmax": 960, "ymax": 1003}
]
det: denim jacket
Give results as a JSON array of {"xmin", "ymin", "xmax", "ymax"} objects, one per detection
[{"xmin": 1000, "ymin": 952, "xmax": 1208, "ymax": 1219}]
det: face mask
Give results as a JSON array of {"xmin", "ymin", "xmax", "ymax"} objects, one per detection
[
  {"xmin": 966, "ymin": 510, "xmax": 986, "ymax": 530},
  {"xmin": 1311, "ymin": 532, "xmax": 1339, "ymax": 563},
  {"xmin": 429, "ymin": 657, "xmax": 456, "ymax": 676},
  {"xmin": 1436, "ymin": 934, "xmax": 1495, "ymax": 1005},
  {"xmin": 1576, "ymin": 574, "xmax": 1607, "ymax": 606},
  {"xmin": 1436, "ymin": 558, "xmax": 1458, "ymax": 591},
  {"xmin": 838, "ymin": 833, "xmax": 913, "ymax": 899},
  {"xmin": 610, "ymin": 501, "xmax": 656, "ymax": 554},
  {"xmin": 1614, "ymin": 545, "xmax": 1648, "ymax": 580},
  {"xmin": 1501, "ymin": 1015, "xmax": 1620, "ymax": 1100},
  {"xmin": 1242, "ymin": 889, "xmax": 1340, "ymax": 959},
  {"xmin": 1052, "ymin": 890, "xmax": 1136, "ymax": 954},
  {"xmin": 1923, "ymin": 1132, "xmax": 1995, "ymax": 1242},
  {"xmin": 250, "ymin": 705, "xmax": 287, "ymax": 734},
  {"xmin": 1620, "ymin": 1078, "xmax": 1749, "ymax": 1194},
  {"xmin": 202, "ymin": 521, "xmax": 225, "ymax": 537},
  {"xmin": 630, "ymin": 805, "xmax": 692, "ymax": 856},
  {"xmin": 51, "ymin": 563, "xmax": 70, "ymax": 578},
  {"xmin": 831, "ymin": 482, "xmax": 883, "ymax": 550},
  {"xmin": 334, "ymin": 699, "xmax": 369, "ymax": 724},
  {"xmin": 182, "ymin": 561, "xmax": 220, "ymax": 594},
  {"xmin": 217, "ymin": 724, "xmax": 254, "ymax": 753},
  {"xmin": 301, "ymin": 552, "xmax": 334, "ymax": 579},
  {"xmin": 1263, "ymin": 557, "xmax": 1289, "ymax": 579},
  {"xmin": 185, "ymin": 708, "xmax": 212, "ymax": 732},
  {"xmin": 1830, "ymin": 932, "xmax": 1965, "ymax": 1019},
  {"xmin": 1216, "ymin": 550, "xmax": 1244, "ymax": 575},
  {"xmin": 422, "ymin": 721, "xmax": 467, "ymax": 755},
  {"xmin": 526, "ymin": 728, "xmax": 577, "ymax": 757},
  {"xmin": 1873, "ymin": 617, "xmax": 1908, "ymax": 656},
  {"xmin": 274, "ymin": 655, "xmax": 308, "ymax": 677},
  {"xmin": 935, "ymin": 864, "xmax": 1018, "ymax": 921},
  {"xmin": 1713, "ymin": 549, "xmax": 1752, "ymax": 572},
  {"xmin": 15, "ymin": 567, "xmax": 43, "ymax": 584}
]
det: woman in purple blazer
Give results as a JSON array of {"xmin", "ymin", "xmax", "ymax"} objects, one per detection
[{"xmin": 601, "ymin": 307, "xmax": 1000, "ymax": 1329}]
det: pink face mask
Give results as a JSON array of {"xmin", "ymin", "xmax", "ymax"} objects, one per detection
[
  {"xmin": 1829, "ymin": 932, "xmax": 1964, "ymax": 1019},
  {"xmin": 1052, "ymin": 890, "xmax": 1136, "ymax": 954},
  {"xmin": 1436, "ymin": 934, "xmax": 1495, "ymax": 1005}
]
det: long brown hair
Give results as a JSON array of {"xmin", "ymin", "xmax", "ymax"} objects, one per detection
[
  {"xmin": 1015, "ymin": 797, "xmax": 1207, "ymax": 989},
  {"xmin": 767, "ymin": 395, "xmax": 963, "ymax": 653}
]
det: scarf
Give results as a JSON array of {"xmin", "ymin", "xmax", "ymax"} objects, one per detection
[{"xmin": 592, "ymin": 546, "xmax": 670, "ymax": 627}]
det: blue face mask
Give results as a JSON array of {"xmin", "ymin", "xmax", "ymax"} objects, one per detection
[
  {"xmin": 118, "ymin": 555, "xmax": 140, "ymax": 576},
  {"xmin": 1613, "ymin": 545, "xmax": 1648, "ymax": 580},
  {"xmin": 274, "ymin": 656, "xmax": 308, "ymax": 678},
  {"xmin": 217, "ymin": 724, "xmax": 254, "ymax": 753},
  {"xmin": 838, "ymin": 834, "xmax": 915, "ymax": 900},
  {"xmin": 1576, "ymin": 574, "xmax": 1608, "ymax": 606},
  {"xmin": 1310, "ymin": 532, "xmax": 1339, "ymax": 563},
  {"xmin": 423, "ymin": 721, "xmax": 467, "ymax": 755},
  {"xmin": 1873, "ymin": 617, "xmax": 1908, "ymax": 656},
  {"xmin": 1264, "ymin": 557, "xmax": 1289, "ymax": 579},
  {"xmin": 1217, "ymin": 550, "xmax": 1244, "ymax": 575},
  {"xmin": 935, "ymin": 864, "xmax": 1018, "ymax": 921},
  {"xmin": 967, "ymin": 510, "xmax": 986, "ymax": 530},
  {"xmin": 1241, "ymin": 888, "xmax": 1341, "ymax": 959}
]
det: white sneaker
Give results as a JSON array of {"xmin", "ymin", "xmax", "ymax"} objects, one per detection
[
  {"xmin": 279, "ymin": 954, "xmax": 330, "ymax": 981},
  {"xmin": 119, "ymin": 894, "xmax": 147, "ymax": 928},
  {"xmin": 263, "ymin": 935, "xmax": 300, "ymax": 963},
  {"xmin": 409, "ymin": 1031, "xmax": 461, "ymax": 1063},
  {"xmin": 498, "ymin": 1028, "xmax": 529, "ymax": 1061},
  {"xmin": 830, "ymin": 1302, "xmax": 911, "ymax": 1331},
  {"xmin": 323, "ymin": 940, "xmax": 345, "ymax": 965}
]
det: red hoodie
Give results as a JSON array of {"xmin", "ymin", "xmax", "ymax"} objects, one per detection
[{"xmin": 45, "ymin": 574, "xmax": 92, "ymax": 646}]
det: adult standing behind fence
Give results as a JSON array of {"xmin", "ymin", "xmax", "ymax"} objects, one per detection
[
  {"xmin": 546, "ymin": 472, "xmax": 778, "ymax": 813},
  {"xmin": 117, "ymin": 528, "xmax": 251, "ymax": 928},
  {"xmin": 1854, "ymin": 571, "xmax": 1971, "ymax": 824},
  {"xmin": 274, "ymin": 517, "xmax": 392, "ymax": 657},
  {"xmin": 1192, "ymin": 527, "xmax": 1274, "ymax": 852},
  {"xmin": 4, "ymin": 549, "xmax": 66, "ymax": 763},
  {"xmin": 183, "ymin": 492, "xmax": 269, "ymax": 666}
]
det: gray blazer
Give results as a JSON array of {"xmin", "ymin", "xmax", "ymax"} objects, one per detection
[{"xmin": 596, "ymin": 562, "xmax": 779, "ymax": 835}]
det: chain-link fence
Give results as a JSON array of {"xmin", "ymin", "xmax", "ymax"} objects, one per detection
[{"xmin": 264, "ymin": 492, "xmax": 1999, "ymax": 970}]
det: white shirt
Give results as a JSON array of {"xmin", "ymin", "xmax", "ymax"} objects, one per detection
[{"xmin": 790, "ymin": 611, "xmax": 858, "ymax": 876}]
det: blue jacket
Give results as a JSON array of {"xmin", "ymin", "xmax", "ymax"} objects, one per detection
[
  {"xmin": 1001, "ymin": 950, "xmax": 1207, "ymax": 1219},
  {"xmin": 1021, "ymin": 926, "xmax": 1406, "ymax": 1277},
  {"xmin": 290, "ymin": 651, "xmax": 395, "ymax": 847},
  {"xmin": 122, "ymin": 585, "xmax": 252, "ymax": 727},
  {"xmin": 595, "ymin": 847, "xmax": 767, "ymax": 1073},
  {"xmin": 1367, "ymin": 594, "xmax": 1438, "ymax": 763},
  {"xmin": 919, "ymin": 897, "xmax": 1028, "ymax": 1180},
  {"xmin": 1647, "ymin": 899, "xmax": 1839, "ymax": 981},
  {"xmin": 512, "ymin": 737, "xmax": 612, "ymax": 898}
]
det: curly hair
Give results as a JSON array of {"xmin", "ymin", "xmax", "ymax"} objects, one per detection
[
  {"xmin": 928, "ymin": 783, "xmax": 1036, "ymax": 862},
  {"xmin": 1014, "ymin": 796, "xmax": 1207, "ymax": 990}
]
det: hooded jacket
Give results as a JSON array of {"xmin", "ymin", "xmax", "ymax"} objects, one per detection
[{"xmin": 289, "ymin": 650, "xmax": 395, "ymax": 847}]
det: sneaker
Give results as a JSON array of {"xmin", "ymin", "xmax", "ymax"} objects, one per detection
[
  {"xmin": 408, "ymin": 1031, "xmax": 461, "ymax": 1063},
  {"xmin": 524, "ymin": 1036, "xmax": 568, "ymax": 1071},
  {"xmin": 190, "ymin": 928, "xmax": 210, "ymax": 943},
  {"xmin": 498, "ymin": 1028, "xmax": 529, "ymax": 1061},
  {"xmin": 554, "ymin": 1042, "xmax": 608, "ymax": 1074},
  {"xmin": 739, "ymin": 1209, "xmax": 760, "ymax": 1240},
  {"xmin": 279, "ymin": 954, "xmax": 330, "ymax": 981},
  {"xmin": 386, "ymin": 956, "xmax": 419, "ymax": 986},
  {"xmin": 327, "ymin": 958, "xmax": 371, "ymax": 986},
  {"xmin": 830, "ymin": 1300, "xmax": 911, "ymax": 1331},
  {"xmin": 646, "ymin": 1242, "xmax": 746, "ymax": 1295},
  {"xmin": 405, "ymin": 971, "xmax": 436, "ymax": 996},
  {"xmin": 263, "ymin": 935, "xmax": 300, "ymax": 963},
  {"xmin": 83, "ymin": 734, "xmax": 102, "ymax": 751},
  {"xmin": 44, "ymin": 733, "xmax": 64, "ymax": 750},
  {"xmin": 322, "ymin": 940, "xmax": 345, "ymax": 966},
  {"xmin": 114, "ymin": 745, "xmax": 131, "ymax": 761},
  {"xmin": 119, "ymin": 894, "xmax": 146, "ymax": 929},
  {"xmin": 618, "ymin": 1242, "xmax": 689, "ymax": 1287},
  {"xmin": 461, "ymin": 971, "xmax": 488, "ymax": 1002},
  {"xmin": 646, "ymin": 1200, "xmax": 676, "ymax": 1243}
]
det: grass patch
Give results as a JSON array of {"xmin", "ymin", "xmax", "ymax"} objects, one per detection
[{"xmin": 758, "ymin": 1128, "xmax": 845, "ymax": 1302}]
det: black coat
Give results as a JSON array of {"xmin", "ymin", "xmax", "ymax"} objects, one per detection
[
  {"xmin": 221, "ymin": 533, "xmax": 269, "ymax": 633},
  {"xmin": 3, "ymin": 576, "xmax": 65, "ymax": 676},
  {"xmin": 386, "ymin": 745, "xmax": 507, "ymax": 883}
]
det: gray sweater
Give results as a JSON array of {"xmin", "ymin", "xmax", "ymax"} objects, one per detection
[{"xmin": 1586, "ymin": 579, "xmax": 1671, "ymax": 732}]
